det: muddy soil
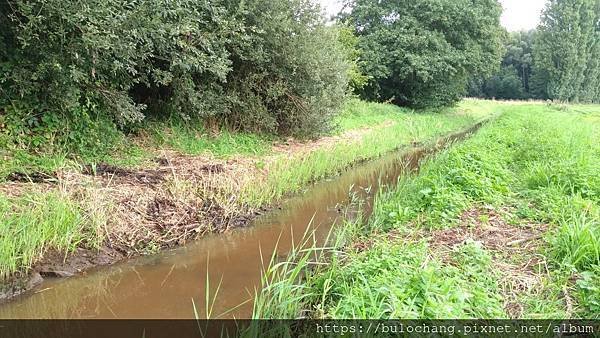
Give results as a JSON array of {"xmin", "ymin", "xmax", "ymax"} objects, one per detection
[
  {"xmin": 0, "ymin": 247, "xmax": 124, "ymax": 301},
  {"xmin": 5, "ymin": 171, "xmax": 57, "ymax": 183}
]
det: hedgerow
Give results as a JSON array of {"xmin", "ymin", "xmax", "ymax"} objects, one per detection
[{"xmin": 0, "ymin": 0, "xmax": 349, "ymax": 159}]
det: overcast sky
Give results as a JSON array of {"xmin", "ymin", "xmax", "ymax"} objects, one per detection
[{"xmin": 318, "ymin": 0, "xmax": 549, "ymax": 32}]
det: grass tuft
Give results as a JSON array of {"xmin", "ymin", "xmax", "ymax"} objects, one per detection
[{"xmin": 0, "ymin": 191, "xmax": 102, "ymax": 280}]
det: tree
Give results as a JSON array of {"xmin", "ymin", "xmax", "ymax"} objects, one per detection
[
  {"xmin": 0, "ymin": 0, "xmax": 350, "ymax": 143},
  {"xmin": 222, "ymin": 0, "xmax": 350, "ymax": 136},
  {"xmin": 337, "ymin": 25, "xmax": 370, "ymax": 93},
  {"xmin": 341, "ymin": 0, "xmax": 504, "ymax": 108},
  {"xmin": 483, "ymin": 66, "xmax": 525, "ymax": 100},
  {"xmin": 1, "ymin": 0, "xmax": 236, "ymax": 124},
  {"xmin": 533, "ymin": 0, "xmax": 600, "ymax": 103},
  {"xmin": 503, "ymin": 31, "xmax": 535, "ymax": 93},
  {"xmin": 468, "ymin": 30, "xmax": 536, "ymax": 100}
]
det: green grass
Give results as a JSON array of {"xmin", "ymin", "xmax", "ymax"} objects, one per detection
[
  {"xmin": 0, "ymin": 99, "xmax": 491, "ymax": 181},
  {"xmin": 252, "ymin": 102, "xmax": 600, "ymax": 320},
  {"xmin": 240, "ymin": 100, "xmax": 493, "ymax": 207},
  {"xmin": 575, "ymin": 266, "xmax": 600, "ymax": 317},
  {"xmin": 145, "ymin": 119, "xmax": 273, "ymax": 158},
  {"xmin": 458, "ymin": 98, "xmax": 529, "ymax": 118},
  {"xmin": 549, "ymin": 214, "xmax": 600, "ymax": 271},
  {"xmin": 0, "ymin": 99, "xmax": 494, "ymax": 284},
  {"xmin": 0, "ymin": 192, "xmax": 103, "ymax": 280},
  {"xmin": 0, "ymin": 109, "xmax": 159, "ymax": 180},
  {"xmin": 312, "ymin": 240, "xmax": 505, "ymax": 319},
  {"xmin": 0, "ymin": 132, "xmax": 153, "ymax": 182},
  {"xmin": 0, "ymin": 150, "xmax": 70, "ymax": 181},
  {"xmin": 334, "ymin": 99, "xmax": 411, "ymax": 131},
  {"xmin": 0, "ymin": 120, "xmax": 269, "ymax": 181}
]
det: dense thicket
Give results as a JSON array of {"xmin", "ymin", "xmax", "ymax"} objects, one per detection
[
  {"xmin": 0, "ymin": 0, "xmax": 349, "ymax": 148},
  {"xmin": 533, "ymin": 0, "xmax": 600, "ymax": 103},
  {"xmin": 223, "ymin": 0, "xmax": 349, "ymax": 136},
  {"xmin": 342, "ymin": 0, "xmax": 504, "ymax": 108}
]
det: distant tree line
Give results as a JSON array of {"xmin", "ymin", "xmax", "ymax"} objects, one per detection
[
  {"xmin": 469, "ymin": 0, "xmax": 600, "ymax": 103},
  {"xmin": 340, "ymin": 0, "xmax": 505, "ymax": 108},
  {"xmin": 468, "ymin": 31, "xmax": 535, "ymax": 100}
]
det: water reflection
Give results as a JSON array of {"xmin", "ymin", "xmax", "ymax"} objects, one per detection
[{"xmin": 0, "ymin": 124, "xmax": 479, "ymax": 319}]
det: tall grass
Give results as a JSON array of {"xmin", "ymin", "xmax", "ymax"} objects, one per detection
[
  {"xmin": 334, "ymin": 99, "xmax": 412, "ymax": 131},
  {"xmin": 240, "ymin": 101, "xmax": 491, "ymax": 207},
  {"xmin": 0, "ymin": 99, "xmax": 493, "ymax": 285},
  {"xmin": 318, "ymin": 240, "xmax": 505, "ymax": 319},
  {"xmin": 0, "ymin": 192, "xmax": 102, "ymax": 280},
  {"xmin": 0, "ymin": 99, "xmax": 488, "ymax": 182},
  {"xmin": 549, "ymin": 214, "xmax": 599, "ymax": 271},
  {"xmin": 252, "ymin": 221, "xmax": 507, "ymax": 320},
  {"xmin": 146, "ymin": 119, "xmax": 273, "ymax": 158}
]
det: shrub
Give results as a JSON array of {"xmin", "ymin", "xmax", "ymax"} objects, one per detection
[
  {"xmin": 0, "ymin": 0, "xmax": 350, "ymax": 158},
  {"xmin": 0, "ymin": 0, "xmax": 234, "ymax": 124},
  {"xmin": 223, "ymin": 0, "xmax": 350, "ymax": 136}
]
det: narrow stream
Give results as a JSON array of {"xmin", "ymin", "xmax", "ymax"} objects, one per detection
[{"xmin": 0, "ymin": 124, "xmax": 481, "ymax": 319}]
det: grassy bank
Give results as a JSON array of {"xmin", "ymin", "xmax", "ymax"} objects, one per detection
[
  {"xmin": 240, "ymin": 99, "xmax": 490, "ymax": 207},
  {"xmin": 0, "ymin": 99, "xmax": 493, "ymax": 289},
  {"xmin": 0, "ymin": 192, "xmax": 98, "ymax": 280},
  {"xmin": 253, "ymin": 102, "xmax": 600, "ymax": 320}
]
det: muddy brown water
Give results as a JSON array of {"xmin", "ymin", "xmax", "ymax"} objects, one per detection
[{"xmin": 0, "ymin": 125, "xmax": 481, "ymax": 319}]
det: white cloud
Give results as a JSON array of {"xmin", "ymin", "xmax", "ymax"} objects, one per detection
[
  {"xmin": 317, "ymin": 0, "xmax": 549, "ymax": 31},
  {"xmin": 500, "ymin": 0, "xmax": 548, "ymax": 31}
]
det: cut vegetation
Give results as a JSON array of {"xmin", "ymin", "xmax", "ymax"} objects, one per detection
[{"xmin": 0, "ymin": 99, "xmax": 491, "ymax": 300}]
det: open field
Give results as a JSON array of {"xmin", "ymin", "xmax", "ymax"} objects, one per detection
[
  {"xmin": 2, "ymin": 0, "xmax": 599, "ymax": 328},
  {"xmin": 253, "ymin": 102, "xmax": 600, "ymax": 320},
  {"xmin": 0, "ymin": 99, "xmax": 493, "ymax": 300}
]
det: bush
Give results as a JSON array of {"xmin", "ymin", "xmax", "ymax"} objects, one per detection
[
  {"xmin": 1, "ymin": 0, "xmax": 234, "ymax": 123},
  {"xmin": 223, "ymin": 0, "xmax": 349, "ymax": 136},
  {"xmin": 0, "ymin": 0, "xmax": 350, "ymax": 157}
]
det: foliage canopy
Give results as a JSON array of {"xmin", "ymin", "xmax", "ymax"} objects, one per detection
[
  {"xmin": 533, "ymin": 0, "xmax": 600, "ymax": 103},
  {"xmin": 342, "ymin": 0, "xmax": 504, "ymax": 108},
  {"xmin": 470, "ymin": 0, "xmax": 600, "ymax": 103},
  {"xmin": 468, "ymin": 31, "xmax": 535, "ymax": 100},
  {"xmin": 0, "ymin": 0, "xmax": 350, "ymax": 146}
]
